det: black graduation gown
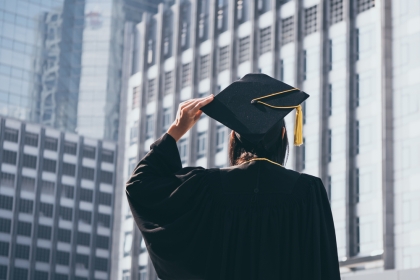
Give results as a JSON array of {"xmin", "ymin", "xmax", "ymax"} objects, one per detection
[{"xmin": 126, "ymin": 133, "xmax": 341, "ymax": 280}]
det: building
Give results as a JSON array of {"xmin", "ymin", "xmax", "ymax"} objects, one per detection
[
  {"xmin": 0, "ymin": 116, "xmax": 117, "ymax": 280},
  {"xmin": 118, "ymin": 0, "xmax": 420, "ymax": 279}
]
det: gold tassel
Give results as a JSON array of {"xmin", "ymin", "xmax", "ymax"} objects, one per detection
[{"xmin": 294, "ymin": 105, "xmax": 303, "ymax": 146}]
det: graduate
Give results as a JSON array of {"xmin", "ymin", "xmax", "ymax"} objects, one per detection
[{"xmin": 126, "ymin": 73, "xmax": 341, "ymax": 280}]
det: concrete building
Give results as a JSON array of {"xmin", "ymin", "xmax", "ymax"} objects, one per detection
[
  {"xmin": 0, "ymin": 116, "xmax": 118, "ymax": 280},
  {"xmin": 117, "ymin": 0, "xmax": 420, "ymax": 279}
]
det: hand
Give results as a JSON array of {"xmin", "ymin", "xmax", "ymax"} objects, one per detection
[{"xmin": 167, "ymin": 95, "xmax": 214, "ymax": 142}]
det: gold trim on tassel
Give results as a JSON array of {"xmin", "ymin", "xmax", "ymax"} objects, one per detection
[{"xmin": 250, "ymin": 88, "xmax": 304, "ymax": 146}]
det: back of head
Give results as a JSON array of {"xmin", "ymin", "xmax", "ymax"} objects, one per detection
[{"xmin": 229, "ymin": 120, "xmax": 289, "ymax": 166}]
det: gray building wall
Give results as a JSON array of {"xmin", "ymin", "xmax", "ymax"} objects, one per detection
[
  {"xmin": 117, "ymin": 0, "xmax": 420, "ymax": 279},
  {"xmin": 0, "ymin": 116, "xmax": 117, "ymax": 280}
]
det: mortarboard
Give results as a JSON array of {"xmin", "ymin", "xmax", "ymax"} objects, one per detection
[{"xmin": 201, "ymin": 73, "xmax": 309, "ymax": 149}]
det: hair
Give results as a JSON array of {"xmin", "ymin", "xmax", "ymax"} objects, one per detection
[{"xmin": 228, "ymin": 120, "xmax": 289, "ymax": 166}]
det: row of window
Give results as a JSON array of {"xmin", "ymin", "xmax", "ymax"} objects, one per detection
[
  {"xmin": 0, "ymin": 265, "xmax": 93, "ymax": 280},
  {"xmin": 2, "ymin": 128, "xmax": 115, "ymax": 162}
]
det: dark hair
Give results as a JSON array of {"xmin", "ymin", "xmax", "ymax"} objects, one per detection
[{"xmin": 228, "ymin": 120, "xmax": 289, "ymax": 166}]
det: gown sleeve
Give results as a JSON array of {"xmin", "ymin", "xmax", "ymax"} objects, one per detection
[
  {"xmin": 125, "ymin": 133, "xmax": 219, "ymax": 279},
  {"xmin": 304, "ymin": 175, "xmax": 341, "ymax": 279}
]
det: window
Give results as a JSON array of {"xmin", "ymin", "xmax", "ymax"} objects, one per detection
[
  {"xmin": 38, "ymin": 225, "xmax": 52, "ymax": 240},
  {"xmin": 162, "ymin": 108, "xmax": 172, "ymax": 133},
  {"xmin": 17, "ymin": 221, "xmax": 32, "ymax": 236},
  {"xmin": 96, "ymin": 235, "xmax": 109, "ymax": 249},
  {"xmin": 216, "ymin": 126, "xmax": 226, "ymax": 152},
  {"xmin": 82, "ymin": 146, "xmax": 96, "ymax": 159},
  {"xmin": 95, "ymin": 257, "xmax": 108, "ymax": 271},
  {"xmin": 197, "ymin": 132, "xmax": 206, "ymax": 159},
  {"xmin": 14, "ymin": 268, "xmax": 28, "ymax": 279},
  {"xmin": 128, "ymin": 157, "xmax": 137, "ymax": 177},
  {"xmin": 41, "ymin": 180, "xmax": 55, "ymax": 195},
  {"xmin": 19, "ymin": 199, "xmax": 33, "ymax": 213},
  {"xmin": 75, "ymin": 254, "xmax": 89, "ymax": 269},
  {"xmin": 58, "ymin": 228, "xmax": 71, "ymax": 243},
  {"xmin": 100, "ymin": 171, "xmax": 113, "ymax": 184},
  {"xmin": 164, "ymin": 71, "xmax": 173, "ymax": 95},
  {"xmin": 0, "ymin": 172, "xmax": 15, "ymax": 188},
  {"xmin": 281, "ymin": 16, "xmax": 294, "ymax": 45},
  {"xmin": 81, "ymin": 167, "xmax": 94, "ymax": 180},
  {"xmin": 330, "ymin": 0, "xmax": 343, "ymax": 25},
  {"xmin": 98, "ymin": 213, "xmax": 111, "ymax": 228},
  {"xmin": 200, "ymin": 55, "xmax": 210, "ymax": 81},
  {"xmin": 99, "ymin": 192, "xmax": 112, "ymax": 206},
  {"xmin": 304, "ymin": 6, "xmax": 318, "ymax": 36},
  {"xmin": 328, "ymin": 84, "xmax": 333, "ymax": 116},
  {"xmin": 328, "ymin": 129, "xmax": 332, "ymax": 162},
  {"xmin": 44, "ymin": 137, "xmax": 58, "ymax": 151},
  {"xmin": 22, "ymin": 154, "xmax": 37, "ymax": 169},
  {"xmin": 0, "ymin": 195, "xmax": 13, "ymax": 210},
  {"xmin": 146, "ymin": 115, "xmax": 154, "ymax": 139},
  {"xmin": 130, "ymin": 121, "xmax": 138, "ymax": 145},
  {"xmin": 34, "ymin": 271, "xmax": 48, "ymax": 280},
  {"xmin": 56, "ymin": 251, "xmax": 70, "ymax": 265},
  {"xmin": 102, "ymin": 150, "xmax": 114, "ymax": 163},
  {"xmin": 43, "ymin": 158, "xmax": 56, "ymax": 173},
  {"xmin": 15, "ymin": 244, "xmax": 30, "ymax": 259},
  {"xmin": 147, "ymin": 79, "xmax": 156, "ymax": 103},
  {"xmin": 55, "ymin": 273, "xmax": 68, "ymax": 280},
  {"xmin": 259, "ymin": 27, "xmax": 271, "ymax": 55},
  {"xmin": 21, "ymin": 176, "xmax": 35, "ymax": 192},
  {"xmin": 218, "ymin": 46, "xmax": 229, "ymax": 72},
  {"xmin": 132, "ymin": 86, "xmax": 141, "ymax": 109},
  {"xmin": 59, "ymin": 206, "xmax": 73, "ymax": 221},
  {"xmin": 77, "ymin": 232, "xmax": 90, "ymax": 246},
  {"xmin": 4, "ymin": 128, "xmax": 18, "ymax": 142},
  {"xmin": 64, "ymin": 141, "xmax": 77, "ymax": 155},
  {"xmin": 39, "ymin": 202, "xmax": 53, "ymax": 217},
  {"xmin": 238, "ymin": 36, "xmax": 250, "ymax": 64},
  {"xmin": 80, "ymin": 188, "xmax": 93, "ymax": 202},
  {"xmin": 357, "ymin": 0, "xmax": 375, "ymax": 14},
  {"xmin": 0, "ymin": 218, "xmax": 11, "ymax": 233},
  {"xmin": 0, "ymin": 241, "xmax": 9, "ymax": 257},
  {"xmin": 25, "ymin": 132, "xmax": 38, "ymax": 147},
  {"xmin": 62, "ymin": 184, "xmax": 74, "ymax": 199},
  {"xmin": 356, "ymin": 120, "xmax": 360, "ymax": 155},
  {"xmin": 36, "ymin": 247, "xmax": 50, "ymax": 263},
  {"xmin": 178, "ymin": 139, "xmax": 188, "ymax": 165},
  {"xmin": 79, "ymin": 210, "xmax": 92, "ymax": 224},
  {"xmin": 2, "ymin": 150, "xmax": 17, "ymax": 165},
  {"xmin": 181, "ymin": 63, "xmax": 191, "ymax": 88},
  {"xmin": 301, "ymin": 137, "xmax": 306, "ymax": 170},
  {"xmin": 62, "ymin": 163, "xmax": 76, "ymax": 176}
]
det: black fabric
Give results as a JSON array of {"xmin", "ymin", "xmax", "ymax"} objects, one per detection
[
  {"xmin": 200, "ymin": 73, "xmax": 309, "ymax": 147},
  {"xmin": 126, "ymin": 133, "xmax": 341, "ymax": 280}
]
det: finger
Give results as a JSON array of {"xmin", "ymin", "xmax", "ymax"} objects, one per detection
[
  {"xmin": 191, "ymin": 95, "xmax": 214, "ymax": 114},
  {"xmin": 194, "ymin": 110, "xmax": 203, "ymax": 121}
]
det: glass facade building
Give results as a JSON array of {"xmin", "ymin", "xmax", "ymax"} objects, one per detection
[
  {"xmin": 0, "ymin": 0, "xmax": 125, "ymax": 142},
  {"xmin": 0, "ymin": 115, "xmax": 117, "ymax": 280},
  {"xmin": 118, "ymin": 0, "xmax": 420, "ymax": 279}
]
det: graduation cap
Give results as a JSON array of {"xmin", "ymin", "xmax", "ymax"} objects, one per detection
[{"xmin": 200, "ymin": 73, "xmax": 309, "ymax": 149}]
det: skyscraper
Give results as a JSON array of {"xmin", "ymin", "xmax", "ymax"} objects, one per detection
[
  {"xmin": 118, "ymin": 0, "xmax": 420, "ymax": 279},
  {"xmin": 0, "ymin": 116, "xmax": 117, "ymax": 280}
]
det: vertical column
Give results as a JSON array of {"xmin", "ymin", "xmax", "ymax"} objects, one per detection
[
  {"xmin": 344, "ymin": 0, "xmax": 357, "ymax": 258},
  {"xmin": 154, "ymin": 4, "xmax": 165, "ymax": 140},
  {"xmin": 380, "ymin": 0, "xmax": 394, "ymax": 270},
  {"xmin": 188, "ymin": 0, "xmax": 199, "ymax": 165},
  {"xmin": 172, "ymin": 0, "xmax": 182, "ymax": 120},
  {"xmin": 49, "ymin": 132, "xmax": 65, "ymax": 279},
  {"xmin": 8, "ymin": 123, "xmax": 27, "ymax": 280},
  {"xmin": 207, "ymin": 0, "xmax": 218, "ymax": 168},
  {"xmin": 318, "ymin": 0, "xmax": 331, "ymax": 191},
  {"xmin": 271, "ymin": 0, "xmax": 280, "ymax": 79},
  {"xmin": 293, "ymin": 0, "xmax": 304, "ymax": 171},
  {"xmin": 249, "ymin": 0, "xmax": 258, "ymax": 72},
  {"xmin": 111, "ymin": 20, "xmax": 134, "ymax": 280},
  {"xmin": 132, "ymin": 12, "xmax": 149, "ymax": 280}
]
